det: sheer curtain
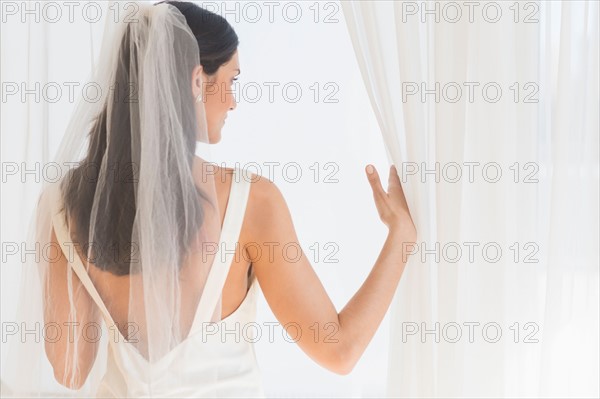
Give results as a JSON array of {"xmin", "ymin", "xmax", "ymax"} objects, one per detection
[
  {"xmin": 341, "ymin": 0, "xmax": 599, "ymax": 397},
  {"xmin": 0, "ymin": 3, "xmax": 117, "ymax": 395}
]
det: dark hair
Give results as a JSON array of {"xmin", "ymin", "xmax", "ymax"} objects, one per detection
[
  {"xmin": 61, "ymin": 2, "xmax": 239, "ymax": 276},
  {"xmin": 158, "ymin": 1, "xmax": 240, "ymax": 76}
]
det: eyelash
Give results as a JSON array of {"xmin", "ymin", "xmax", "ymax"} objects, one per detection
[{"xmin": 232, "ymin": 78, "xmax": 239, "ymax": 83}]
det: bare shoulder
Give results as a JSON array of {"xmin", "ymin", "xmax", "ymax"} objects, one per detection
[
  {"xmin": 209, "ymin": 166, "xmax": 288, "ymax": 244},
  {"xmin": 243, "ymin": 171, "xmax": 289, "ymax": 239},
  {"xmin": 213, "ymin": 165, "xmax": 234, "ymax": 183}
]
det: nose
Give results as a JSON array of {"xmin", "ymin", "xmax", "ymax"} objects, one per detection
[{"xmin": 229, "ymin": 92, "xmax": 237, "ymax": 111}]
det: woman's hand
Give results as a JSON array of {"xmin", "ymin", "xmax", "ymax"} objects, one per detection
[{"xmin": 365, "ymin": 164, "xmax": 416, "ymax": 239}]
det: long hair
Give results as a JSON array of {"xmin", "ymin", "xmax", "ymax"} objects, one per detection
[{"xmin": 61, "ymin": 2, "xmax": 239, "ymax": 275}]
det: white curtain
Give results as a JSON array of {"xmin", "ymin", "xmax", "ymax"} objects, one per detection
[
  {"xmin": 341, "ymin": 0, "xmax": 599, "ymax": 397},
  {"xmin": 1, "ymin": 3, "xmax": 111, "ymax": 395}
]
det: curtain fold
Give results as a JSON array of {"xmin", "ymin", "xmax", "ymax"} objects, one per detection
[
  {"xmin": 1, "ymin": 3, "xmax": 108, "ymax": 395},
  {"xmin": 341, "ymin": 1, "xmax": 599, "ymax": 397}
]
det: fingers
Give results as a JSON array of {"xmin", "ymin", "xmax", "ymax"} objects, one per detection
[
  {"xmin": 367, "ymin": 163, "xmax": 414, "ymax": 231},
  {"xmin": 366, "ymin": 164, "xmax": 386, "ymax": 200},
  {"xmin": 388, "ymin": 165, "xmax": 399, "ymax": 187},
  {"xmin": 388, "ymin": 164, "xmax": 405, "ymax": 193}
]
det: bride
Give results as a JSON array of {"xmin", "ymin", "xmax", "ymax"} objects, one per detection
[{"xmin": 1, "ymin": 1, "xmax": 416, "ymax": 397}]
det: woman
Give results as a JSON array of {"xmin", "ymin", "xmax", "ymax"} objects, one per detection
[{"xmin": 2, "ymin": 1, "xmax": 416, "ymax": 397}]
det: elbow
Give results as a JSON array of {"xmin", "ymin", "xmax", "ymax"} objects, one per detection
[
  {"xmin": 334, "ymin": 358, "xmax": 356, "ymax": 376},
  {"xmin": 331, "ymin": 341, "xmax": 357, "ymax": 376},
  {"xmin": 53, "ymin": 368, "xmax": 88, "ymax": 390},
  {"xmin": 48, "ymin": 347, "xmax": 93, "ymax": 390},
  {"xmin": 306, "ymin": 322, "xmax": 359, "ymax": 375},
  {"xmin": 46, "ymin": 341, "xmax": 97, "ymax": 390},
  {"xmin": 333, "ymin": 363, "xmax": 355, "ymax": 376}
]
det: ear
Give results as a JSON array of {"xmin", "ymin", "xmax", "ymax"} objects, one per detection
[{"xmin": 191, "ymin": 64, "xmax": 205, "ymax": 98}]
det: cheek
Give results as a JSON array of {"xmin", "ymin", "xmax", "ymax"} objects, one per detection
[
  {"xmin": 204, "ymin": 83, "xmax": 230, "ymax": 113},
  {"xmin": 204, "ymin": 97, "xmax": 219, "ymax": 117},
  {"xmin": 203, "ymin": 84, "xmax": 219, "ymax": 108}
]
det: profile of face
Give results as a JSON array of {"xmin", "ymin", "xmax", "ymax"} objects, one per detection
[{"xmin": 191, "ymin": 50, "xmax": 240, "ymax": 144}]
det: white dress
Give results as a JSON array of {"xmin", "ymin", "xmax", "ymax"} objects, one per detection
[{"xmin": 51, "ymin": 167, "xmax": 266, "ymax": 398}]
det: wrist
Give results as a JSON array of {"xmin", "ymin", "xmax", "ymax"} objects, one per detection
[{"xmin": 388, "ymin": 225, "xmax": 416, "ymax": 242}]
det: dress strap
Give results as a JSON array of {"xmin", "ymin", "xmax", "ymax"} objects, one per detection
[
  {"xmin": 193, "ymin": 166, "xmax": 252, "ymax": 326},
  {"xmin": 48, "ymin": 184, "xmax": 121, "ymax": 331}
]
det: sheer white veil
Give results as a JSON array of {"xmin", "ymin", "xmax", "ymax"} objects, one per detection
[{"xmin": 2, "ymin": 1, "xmax": 225, "ymax": 396}]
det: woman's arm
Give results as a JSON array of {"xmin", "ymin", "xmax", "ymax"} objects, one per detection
[
  {"xmin": 44, "ymin": 227, "xmax": 101, "ymax": 389},
  {"xmin": 246, "ymin": 164, "xmax": 416, "ymax": 375},
  {"xmin": 336, "ymin": 227, "xmax": 414, "ymax": 373}
]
